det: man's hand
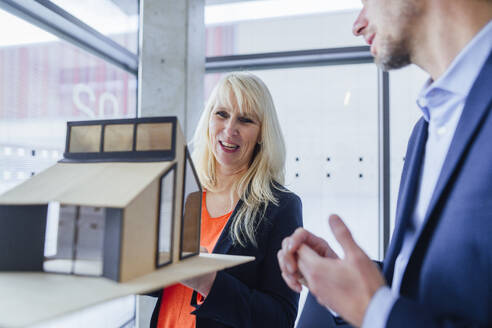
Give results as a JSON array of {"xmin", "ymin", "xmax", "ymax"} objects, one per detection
[
  {"xmin": 277, "ymin": 226, "xmax": 338, "ymax": 292},
  {"xmin": 297, "ymin": 215, "xmax": 386, "ymax": 327},
  {"xmin": 180, "ymin": 247, "xmax": 216, "ymax": 297}
]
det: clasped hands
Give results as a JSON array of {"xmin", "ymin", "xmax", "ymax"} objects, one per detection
[{"xmin": 277, "ymin": 214, "xmax": 386, "ymax": 327}]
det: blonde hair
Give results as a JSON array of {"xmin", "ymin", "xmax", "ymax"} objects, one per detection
[{"xmin": 191, "ymin": 72, "xmax": 286, "ymax": 247}]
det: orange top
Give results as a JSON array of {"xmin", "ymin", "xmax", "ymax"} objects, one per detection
[{"xmin": 157, "ymin": 191, "xmax": 232, "ymax": 328}]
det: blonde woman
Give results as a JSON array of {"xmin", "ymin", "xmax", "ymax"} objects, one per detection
[{"xmin": 151, "ymin": 72, "xmax": 302, "ymax": 328}]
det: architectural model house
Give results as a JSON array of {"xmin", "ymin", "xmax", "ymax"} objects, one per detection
[{"xmin": 0, "ymin": 116, "xmax": 203, "ymax": 282}]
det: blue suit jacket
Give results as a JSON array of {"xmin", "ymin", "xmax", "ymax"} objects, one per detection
[
  {"xmin": 150, "ymin": 186, "xmax": 303, "ymax": 328},
  {"xmin": 384, "ymin": 50, "xmax": 492, "ymax": 327},
  {"xmin": 298, "ymin": 51, "xmax": 492, "ymax": 328}
]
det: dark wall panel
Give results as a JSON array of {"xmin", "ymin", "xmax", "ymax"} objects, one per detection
[
  {"xmin": 103, "ymin": 208, "xmax": 123, "ymax": 281},
  {"xmin": 0, "ymin": 204, "xmax": 47, "ymax": 271}
]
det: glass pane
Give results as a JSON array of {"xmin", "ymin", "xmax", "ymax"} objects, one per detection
[
  {"xmin": 180, "ymin": 149, "xmax": 201, "ymax": 259},
  {"xmin": 205, "ymin": 2, "xmax": 364, "ymax": 56},
  {"xmin": 44, "ymin": 204, "xmax": 77, "ymax": 274},
  {"xmin": 104, "ymin": 124, "xmax": 134, "ymax": 152},
  {"xmin": 0, "ymin": 8, "xmax": 137, "ymax": 195},
  {"xmin": 0, "ymin": 6, "xmax": 137, "ymax": 320},
  {"xmin": 158, "ymin": 167, "xmax": 175, "ymax": 266},
  {"xmin": 73, "ymin": 206, "xmax": 105, "ymax": 276},
  {"xmin": 69, "ymin": 125, "xmax": 102, "ymax": 153},
  {"xmin": 51, "ymin": 0, "xmax": 139, "ymax": 54},
  {"xmin": 44, "ymin": 202, "xmax": 61, "ymax": 258},
  {"xmin": 136, "ymin": 123, "xmax": 173, "ymax": 151},
  {"xmin": 205, "ymin": 64, "xmax": 380, "ymax": 259}
]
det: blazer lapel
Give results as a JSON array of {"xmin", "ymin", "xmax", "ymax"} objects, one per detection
[
  {"xmin": 212, "ymin": 199, "xmax": 243, "ymax": 254},
  {"xmin": 384, "ymin": 118, "xmax": 428, "ymax": 282},
  {"xmin": 423, "ymin": 51, "xmax": 492, "ymax": 231},
  {"xmin": 399, "ymin": 51, "xmax": 492, "ymax": 296}
]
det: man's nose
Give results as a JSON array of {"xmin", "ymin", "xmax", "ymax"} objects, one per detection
[{"xmin": 352, "ymin": 7, "xmax": 368, "ymax": 36}]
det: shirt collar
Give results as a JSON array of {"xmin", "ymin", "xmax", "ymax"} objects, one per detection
[{"xmin": 417, "ymin": 19, "xmax": 492, "ymax": 121}]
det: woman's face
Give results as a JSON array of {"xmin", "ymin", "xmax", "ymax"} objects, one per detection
[{"xmin": 209, "ymin": 95, "xmax": 261, "ymax": 174}]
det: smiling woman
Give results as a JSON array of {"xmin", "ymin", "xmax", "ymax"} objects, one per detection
[
  {"xmin": 193, "ymin": 72, "xmax": 289, "ymax": 247},
  {"xmin": 150, "ymin": 72, "xmax": 303, "ymax": 328},
  {"xmin": 208, "ymin": 94, "xmax": 261, "ymax": 175}
]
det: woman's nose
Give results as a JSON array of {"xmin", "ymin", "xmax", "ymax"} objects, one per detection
[{"xmin": 224, "ymin": 119, "xmax": 238, "ymax": 136}]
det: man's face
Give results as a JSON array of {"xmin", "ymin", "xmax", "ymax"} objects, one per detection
[{"xmin": 353, "ymin": 0, "xmax": 422, "ymax": 70}]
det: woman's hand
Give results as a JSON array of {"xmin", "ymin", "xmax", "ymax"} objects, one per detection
[{"xmin": 180, "ymin": 247, "xmax": 217, "ymax": 297}]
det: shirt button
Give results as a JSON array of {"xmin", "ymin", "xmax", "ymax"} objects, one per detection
[{"xmin": 437, "ymin": 127, "xmax": 447, "ymax": 136}]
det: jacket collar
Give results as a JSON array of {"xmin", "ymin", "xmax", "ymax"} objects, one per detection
[
  {"xmin": 422, "ymin": 50, "xmax": 492, "ymax": 229},
  {"xmin": 399, "ymin": 50, "xmax": 492, "ymax": 292},
  {"xmin": 383, "ymin": 118, "xmax": 428, "ymax": 281}
]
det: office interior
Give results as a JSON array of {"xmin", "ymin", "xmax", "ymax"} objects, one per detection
[{"xmin": 0, "ymin": 0, "xmax": 428, "ymax": 326}]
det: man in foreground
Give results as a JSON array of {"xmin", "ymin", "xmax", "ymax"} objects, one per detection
[{"xmin": 278, "ymin": 0, "xmax": 492, "ymax": 326}]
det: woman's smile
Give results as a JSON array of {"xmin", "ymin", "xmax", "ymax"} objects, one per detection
[
  {"xmin": 219, "ymin": 140, "xmax": 240, "ymax": 153},
  {"xmin": 209, "ymin": 104, "xmax": 260, "ymax": 172}
]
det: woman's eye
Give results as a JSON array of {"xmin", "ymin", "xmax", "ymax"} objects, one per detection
[
  {"xmin": 216, "ymin": 111, "xmax": 228, "ymax": 118},
  {"xmin": 239, "ymin": 117, "xmax": 253, "ymax": 123}
]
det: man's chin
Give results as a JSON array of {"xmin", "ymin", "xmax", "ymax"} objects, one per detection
[{"xmin": 375, "ymin": 52, "xmax": 411, "ymax": 71}]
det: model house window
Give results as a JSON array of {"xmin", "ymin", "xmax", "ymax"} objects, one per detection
[
  {"xmin": 103, "ymin": 124, "xmax": 134, "ymax": 152},
  {"xmin": 180, "ymin": 147, "xmax": 202, "ymax": 259},
  {"xmin": 44, "ymin": 204, "xmax": 105, "ymax": 276},
  {"xmin": 135, "ymin": 122, "xmax": 174, "ymax": 151},
  {"xmin": 74, "ymin": 206, "xmax": 105, "ymax": 275},
  {"xmin": 157, "ymin": 164, "xmax": 176, "ymax": 267},
  {"xmin": 44, "ymin": 203, "xmax": 76, "ymax": 274},
  {"xmin": 69, "ymin": 125, "xmax": 103, "ymax": 153}
]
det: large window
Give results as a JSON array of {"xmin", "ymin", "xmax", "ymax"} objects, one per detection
[
  {"xmin": 204, "ymin": 0, "xmax": 428, "ymax": 265},
  {"xmin": 51, "ymin": 0, "xmax": 139, "ymax": 54},
  {"xmin": 205, "ymin": 1, "xmax": 364, "ymax": 56},
  {"xmin": 0, "ymin": 2, "xmax": 138, "ymax": 326},
  {"xmin": 203, "ymin": 5, "xmax": 428, "ymax": 317},
  {"xmin": 0, "ymin": 7, "xmax": 137, "ymax": 195},
  {"xmin": 206, "ymin": 64, "xmax": 380, "ymax": 258}
]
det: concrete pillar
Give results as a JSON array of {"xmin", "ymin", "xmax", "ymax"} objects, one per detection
[
  {"xmin": 138, "ymin": 0, "xmax": 205, "ymax": 140},
  {"xmin": 137, "ymin": 1, "xmax": 204, "ymax": 326}
]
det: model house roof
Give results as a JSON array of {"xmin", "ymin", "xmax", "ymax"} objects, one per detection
[{"xmin": 0, "ymin": 161, "xmax": 173, "ymax": 207}]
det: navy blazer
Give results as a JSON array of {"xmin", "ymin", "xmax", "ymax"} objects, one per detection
[
  {"xmin": 382, "ymin": 50, "xmax": 492, "ymax": 327},
  {"xmin": 150, "ymin": 186, "xmax": 303, "ymax": 328},
  {"xmin": 299, "ymin": 51, "xmax": 492, "ymax": 328}
]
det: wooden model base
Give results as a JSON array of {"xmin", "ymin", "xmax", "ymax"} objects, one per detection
[{"xmin": 0, "ymin": 253, "xmax": 253, "ymax": 327}]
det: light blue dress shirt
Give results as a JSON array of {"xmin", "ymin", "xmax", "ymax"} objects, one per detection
[{"xmin": 362, "ymin": 19, "xmax": 492, "ymax": 328}]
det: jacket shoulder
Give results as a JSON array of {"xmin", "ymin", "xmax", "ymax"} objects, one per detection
[
  {"xmin": 265, "ymin": 184, "xmax": 302, "ymax": 229},
  {"xmin": 270, "ymin": 184, "xmax": 302, "ymax": 208}
]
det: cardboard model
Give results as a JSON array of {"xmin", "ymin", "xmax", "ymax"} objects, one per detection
[{"xmin": 0, "ymin": 117, "xmax": 253, "ymax": 327}]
